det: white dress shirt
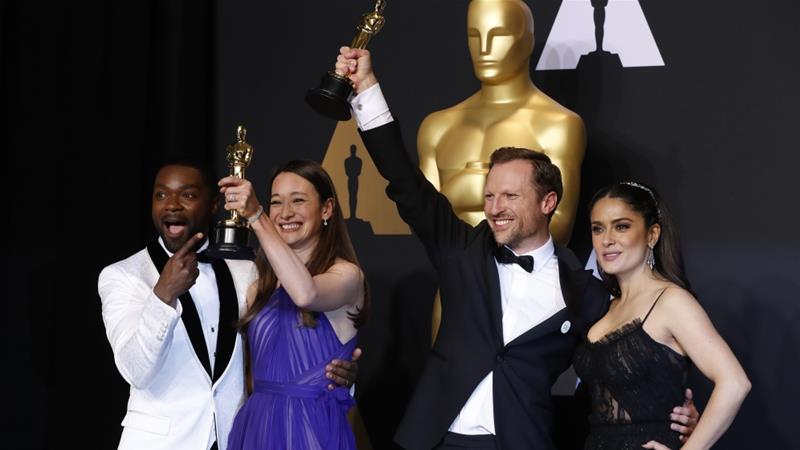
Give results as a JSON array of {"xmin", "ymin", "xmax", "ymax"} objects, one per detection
[
  {"xmin": 158, "ymin": 237, "xmax": 220, "ymax": 449},
  {"xmin": 158, "ymin": 237, "xmax": 220, "ymax": 371},
  {"xmin": 449, "ymin": 238, "xmax": 564, "ymax": 434},
  {"xmin": 351, "ymin": 88, "xmax": 565, "ymax": 435}
]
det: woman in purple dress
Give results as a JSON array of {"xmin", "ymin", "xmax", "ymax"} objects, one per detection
[{"xmin": 220, "ymin": 160, "xmax": 368, "ymax": 450}]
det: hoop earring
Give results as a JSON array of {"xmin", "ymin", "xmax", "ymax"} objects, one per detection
[{"xmin": 646, "ymin": 245, "xmax": 655, "ymax": 270}]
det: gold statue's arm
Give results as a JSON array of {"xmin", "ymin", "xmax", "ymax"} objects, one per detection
[
  {"xmin": 546, "ymin": 115, "xmax": 586, "ymax": 246},
  {"xmin": 416, "ymin": 114, "xmax": 444, "ymax": 190}
]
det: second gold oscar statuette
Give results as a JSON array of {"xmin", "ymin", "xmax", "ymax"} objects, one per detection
[{"xmin": 207, "ymin": 125, "xmax": 256, "ymax": 260}]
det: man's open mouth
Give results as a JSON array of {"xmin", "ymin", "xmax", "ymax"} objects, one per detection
[{"xmin": 163, "ymin": 218, "xmax": 188, "ymax": 237}]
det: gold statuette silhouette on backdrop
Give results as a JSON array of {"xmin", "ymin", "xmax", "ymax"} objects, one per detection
[
  {"xmin": 321, "ymin": 120, "xmax": 410, "ymax": 235},
  {"xmin": 422, "ymin": 0, "xmax": 586, "ymax": 342},
  {"xmin": 418, "ymin": 0, "xmax": 586, "ymax": 244}
]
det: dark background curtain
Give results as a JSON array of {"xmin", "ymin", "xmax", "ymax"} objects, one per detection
[{"xmin": 5, "ymin": 1, "xmax": 216, "ymax": 448}]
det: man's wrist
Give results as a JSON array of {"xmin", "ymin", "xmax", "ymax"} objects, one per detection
[
  {"xmin": 153, "ymin": 286, "xmax": 178, "ymax": 308},
  {"xmin": 350, "ymin": 83, "xmax": 393, "ymax": 131},
  {"xmin": 356, "ymin": 75, "xmax": 378, "ymax": 95}
]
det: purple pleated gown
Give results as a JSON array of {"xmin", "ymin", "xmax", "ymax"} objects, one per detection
[{"xmin": 228, "ymin": 287, "xmax": 358, "ymax": 450}]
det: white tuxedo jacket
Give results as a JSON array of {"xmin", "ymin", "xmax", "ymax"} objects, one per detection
[{"xmin": 99, "ymin": 241, "xmax": 257, "ymax": 450}]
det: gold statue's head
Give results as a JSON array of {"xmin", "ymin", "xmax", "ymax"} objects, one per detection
[{"xmin": 467, "ymin": 0, "xmax": 534, "ymax": 84}]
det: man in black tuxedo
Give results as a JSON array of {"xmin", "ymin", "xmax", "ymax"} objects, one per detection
[{"xmin": 334, "ymin": 48, "xmax": 696, "ymax": 450}]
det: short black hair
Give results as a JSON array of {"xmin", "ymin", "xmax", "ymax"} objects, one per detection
[{"xmin": 154, "ymin": 154, "xmax": 218, "ymax": 193}]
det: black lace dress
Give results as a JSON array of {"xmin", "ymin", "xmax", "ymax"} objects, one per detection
[{"xmin": 573, "ymin": 292, "xmax": 689, "ymax": 450}]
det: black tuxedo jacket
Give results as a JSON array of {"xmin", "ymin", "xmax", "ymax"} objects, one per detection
[{"xmin": 360, "ymin": 122, "xmax": 609, "ymax": 450}]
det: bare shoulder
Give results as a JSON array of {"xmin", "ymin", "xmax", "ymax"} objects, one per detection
[
  {"xmin": 659, "ymin": 285, "xmax": 700, "ymax": 307},
  {"xmin": 656, "ymin": 285, "xmax": 708, "ymax": 323},
  {"xmin": 328, "ymin": 259, "xmax": 364, "ymax": 280},
  {"xmin": 325, "ymin": 259, "xmax": 365, "ymax": 307},
  {"xmin": 245, "ymin": 281, "xmax": 259, "ymax": 309}
]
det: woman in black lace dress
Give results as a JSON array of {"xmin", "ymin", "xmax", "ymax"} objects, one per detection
[{"xmin": 573, "ymin": 182, "xmax": 750, "ymax": 450}]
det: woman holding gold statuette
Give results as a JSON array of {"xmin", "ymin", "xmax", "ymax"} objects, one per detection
[{"xmin": 221, "ymin": 160, "xmax": 368, "ymax": 450}]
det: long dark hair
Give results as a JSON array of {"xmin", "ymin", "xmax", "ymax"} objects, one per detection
[
  {"xmin": 588, "ymin": 182, "xmax": 693, "ymax": 298},
  {"xmin": 239, "ymin": 160, "xmax": 370, "ymax": 328}
]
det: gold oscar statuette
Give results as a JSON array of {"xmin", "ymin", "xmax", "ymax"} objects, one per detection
[
  {"xmin": 207, "ymin": 125, "xmax": 256, "ymax": 260},
  {"xmin": 305, "ymin": 0, "xmax": 387, "ymax": 121}
]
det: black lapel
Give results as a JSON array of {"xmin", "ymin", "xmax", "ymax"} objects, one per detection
[
  {"xmin": 501, "ymin": 246, "xmax": 595, "ymax": 348},
  {"xmin": 483, "ymin": 236, "xmax": 504, "ymax": 343},
  {"xmin": 211, "ymin": 259, "xmax": 238, "ymax": 382},
  {"xmin": 555, "ymin": 246, "xmax": 593, "ymax": 318},
  {"xmin": 146, "ymin": 238, "xmax": 213, "ymax": 379},
  {"xmin": 506, "ymin": 307, "xmax": 570, "ymax": 347}
]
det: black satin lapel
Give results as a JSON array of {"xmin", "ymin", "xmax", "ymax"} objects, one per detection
[
  {"xmin": 146, "ymin": 238, "xmax": 213, "ymax": 378},
  {"xmin": 506, "ymin": 307, "xmax": 570, "ymax": 347},
  {"xmin": 504, "ymin": 249, "xmax": 594, "ymax": 347},
  {"xmin": 484, "ymin": 248, "xmax": 504, "ymax": 342},
  {"xmin": 556, "ymin": 252, "xmax": 592, "ymax": 318},
  {"xmin": 177, "ymin": 293, "xmax": 213, "ymax": 378},
  {"xmin": 146, "ymin": 238, "xmax": 170, "ymax": 271},
  {"xmin": 211, "ymin": 259, "xmax": 238, "ymax": 382}
]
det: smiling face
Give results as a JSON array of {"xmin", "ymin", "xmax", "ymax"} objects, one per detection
[
  {"xmin": 484, "ymin": 159, "xmax": 555, "ymax": 252},
  {"xmin": 151, "ymin": 164, "xmax": 215, "ymax": 253},
  {"xmin": 268, "ymin": 172, "xmax": 333, "ymax": 257},
  {"xmin": 591, "ymin": 196, "xmax": 660, "ymax": 277},
  {"xmin": 467, "ymin": 0, "xmax": 534, "ymax": 84}
]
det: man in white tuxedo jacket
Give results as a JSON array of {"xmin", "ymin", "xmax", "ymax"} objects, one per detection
[
  {"xmin": 99, "ymin": 161, "xmax": 359, "ymax": 450},
  {"xmin": 99, "ymin": 161, "xmax": 256, "ymax": 450}
]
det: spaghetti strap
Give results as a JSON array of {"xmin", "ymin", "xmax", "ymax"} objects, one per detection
[{"xmin": 642, "ymin": 288, "xmax": 668, "ymax": 324}]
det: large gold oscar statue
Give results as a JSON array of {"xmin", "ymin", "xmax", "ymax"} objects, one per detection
[
  {"xmin": 425, "ymin": 0, "xmax": 586, "ymax": 341},
  {"xmin": 418, "ymin": 0, "xmax": 585, "ymax": 243}
]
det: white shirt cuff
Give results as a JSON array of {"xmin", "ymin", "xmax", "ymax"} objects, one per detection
[{"xmin": 350, "ymin": 83, "xmax": 394, "ymax": 131}]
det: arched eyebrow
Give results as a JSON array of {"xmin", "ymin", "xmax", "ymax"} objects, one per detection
[{"xmin": 591, "ymin": 217, "xmax": 634, "ymax": 226}]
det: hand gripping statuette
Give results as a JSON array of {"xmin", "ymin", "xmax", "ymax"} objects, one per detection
[
  {"xmin": 306, "ymin": 0, "xmax": 387, "ymax": 120},
  {"xmin": 208, "ymin": 125, "xmax": 256, "ymax": 260}
]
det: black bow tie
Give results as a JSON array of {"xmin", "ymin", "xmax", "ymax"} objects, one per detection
[{"xmin": 494, "ymin": 246, "xmax": 534, "ymax": 273}]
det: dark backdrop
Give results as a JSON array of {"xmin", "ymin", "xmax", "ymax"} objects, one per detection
[{"xmin": 7, "ymin": 1, "xmax": 799, "ymax": 449}]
